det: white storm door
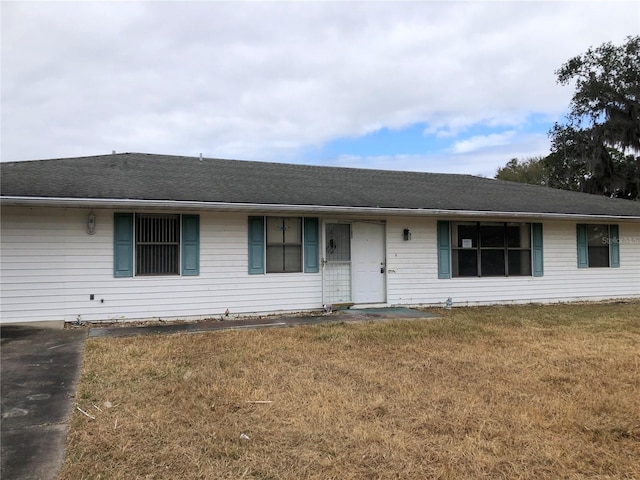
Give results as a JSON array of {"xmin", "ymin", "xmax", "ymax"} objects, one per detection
[
  {"xmin": 323, "ymin": 223, "xmax": 353, "ymax": 305},
  {"xmin": 351, "ymin": 222, "xmax": 386, "ymax": 304}
]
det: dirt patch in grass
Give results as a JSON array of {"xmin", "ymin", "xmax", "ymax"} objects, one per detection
[{"xmin": 60, "ymin": 302, "xmax": 640, "ymax": 479}]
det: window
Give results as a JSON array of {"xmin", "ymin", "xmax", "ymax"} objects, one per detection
[
  {"xmin": 577, "ymin": 224, "xmax": 620, "ymax": 268},
  {"xmin": 136, "ymin": 214, "xmax": 180, "ymax": 275},
  {"xmin": 248, "ymin": 216, "xmax": 319, "ymax": 274},
  {"xmin": 266, "ymin": 217, "xmax": 302, "ymax": 273},
  {"xmin": 586, "ymin": 224, "xmax": 609, "ymax": 267},
  {"xmin": 113, "ymin": 213, "xmax": 199, "ymax": 277},
  {"xmin": 451, "ymin": 222, "xmax": 532, "ymax": 277}
]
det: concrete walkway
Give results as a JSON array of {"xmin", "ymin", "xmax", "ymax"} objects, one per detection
[
  {"xmin": 89, "ymin": 307, "xmax": 438, "ymax": 338},
  {"xmin": 1, "ymin": 326, "xmax": 86, "ymax": 480}
]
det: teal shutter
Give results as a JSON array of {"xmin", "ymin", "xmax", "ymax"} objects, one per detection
[
  {"xmin": 577, "ymin": 224, "xmax": 588, "ymax": 268},
  {"xmin": 609, "ymin": 224, "xmax": 620, "ymax": 268},
  {"xmin": 248, "ymin": 216, "xmax": 265, "ymax": 274},
  {"xmin": 532, "ymin": 223, "xmax": 544, "ymax": 277},
  {"xmin": 304, "ymin": 217, "xmax": 319, "ymax": 273},
  {"xmin": 181, "ymin": 215, "xmax": 200, "ymax": 276},
  {"xmin": 114, "ymin": 213, "xmax": 134, "ymax": 277},
  {"xmin": 437, "ymin": 221, "xmax": 451, "ymax": 279}
]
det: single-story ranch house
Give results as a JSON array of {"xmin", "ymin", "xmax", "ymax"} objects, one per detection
[{"xmin": 1, "ymin": 153, "xmax": 639, "ymax": 327}]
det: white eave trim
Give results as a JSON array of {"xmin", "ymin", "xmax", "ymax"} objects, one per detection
[{"xmin": 1, "ymin": 196, "xmax": 639, "ymax": 221}]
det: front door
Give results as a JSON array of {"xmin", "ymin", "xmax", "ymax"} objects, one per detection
[{"xmin": 351, "ymin": 222, "xmax": 386, "ymax": 304}]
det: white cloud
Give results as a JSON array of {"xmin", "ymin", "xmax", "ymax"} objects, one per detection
[
  {"xmin": 1, "ymin": 1, "xmax": 638, "ymax": 172},
  {"xmin": 450, "ymin": 131, "xmax": 517, "ymax": 154}
]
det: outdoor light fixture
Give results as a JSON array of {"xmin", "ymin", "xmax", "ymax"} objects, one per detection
[
  {"xmin": 87, "ymin": 212, "xmax": 96, "ymax": 235},
  {"xmin": 403, "ymin": 228, "xmax": 411, "ymax": 241}
]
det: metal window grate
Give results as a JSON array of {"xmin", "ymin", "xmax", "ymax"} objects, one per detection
[{"xmin": 135, "ymin": 214, "xmax": 180, "ymax": 275}]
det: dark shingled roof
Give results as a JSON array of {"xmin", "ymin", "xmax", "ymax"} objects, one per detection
[{"xmin": 2, "ymin": 152, "xmax": 640, "ymax": 217}]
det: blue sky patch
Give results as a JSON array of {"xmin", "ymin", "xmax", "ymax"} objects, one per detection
[{"xmin": 309, "ymin": 113, "xmax": 555, "ymax": 162}]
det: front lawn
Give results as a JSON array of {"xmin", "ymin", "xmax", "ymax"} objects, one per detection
[{"xmin": 60, "ymin": 302, "xmax": 640, "ymax": 479}]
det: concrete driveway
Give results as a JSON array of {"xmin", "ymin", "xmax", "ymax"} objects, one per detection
[{"xmin": 1, "ymin": 326, "xmax": 86, "ymax": 480}]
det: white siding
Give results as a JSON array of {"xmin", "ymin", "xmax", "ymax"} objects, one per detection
[
  {"xmin": 1, "ymin": 208, "xmax": 68, "ymax": 323},
  {"xmin": 386, "ymin": 217, "xmax": 640, "ymax": 306},
  {"xmin": 1, "ymin": 207, "xmax": 321, "ymax": 324},
  {"xmin": 1, "ymin": 207, "xmax": 638, "ymax": 325}
]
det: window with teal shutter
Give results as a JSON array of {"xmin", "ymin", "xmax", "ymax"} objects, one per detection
[
  {"xmin": 577, "ymin": 223, "xmax": 618, "ymax": 268},
  {"xmin": 609, "ymin": 224, "xmax": 620, "ymax": 268},
  {"xmin": 450, "ymin": 222, "xmax": 534, "ymax": 277},
  {"xmin": 304, "ymin": 218, "xmax": 319, "ymax": 273},
  {"xmin": 532, "ymin": 223, "xmax": 544, "ymax": 277},
  {"xmin": 437, "ymin": 221, "xmax": 451, "ymax": 279},
  {"xmin": 181, "ymin": 215, "xmax": 200, "ymax": 276},
  {"xmin": 114, "ymin": 213, "xmax": 134, "ymax": 277},
  {"xmin": 248, "ymin": 216, "xmax": 265, "ymax": 274},
  {"xmin": 115, "ymin": 212, "xmax": 199, "ymax": 277},
  {"xmin": 249, "ymin": 216, "xmax": 319, "ymax": 274}
]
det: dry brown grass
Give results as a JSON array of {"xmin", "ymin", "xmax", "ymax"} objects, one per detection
[{"xmin": 60, "ymin": 302, "xmax": 640, "ymax": 479}]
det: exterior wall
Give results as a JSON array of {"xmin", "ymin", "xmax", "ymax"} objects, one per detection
[
  {"xmin": 1, "ymin": 207, "xmax": 68, "ymax": 324},
  {"xmin": 1, "ymin": 206, "xmax": 638, "ymax": 325},
  {"xmin": 0, "ymin": 207, "xmax": 322, "ymax": 324},
  {"xmin": 385, "ymin": 217, "xmax": 640, "ymax": 306}
]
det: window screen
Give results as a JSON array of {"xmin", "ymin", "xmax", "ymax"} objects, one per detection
[{"xmin": 326, "ymin": 224, "xmax": 351, "ymax": 262}]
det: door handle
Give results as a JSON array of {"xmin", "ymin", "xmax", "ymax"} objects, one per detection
[{"xmin": 380, "ymin": 267, "xmax": 385, "ymax": 274}]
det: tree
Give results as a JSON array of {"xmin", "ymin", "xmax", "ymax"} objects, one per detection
[
  {"xmin": 546, "ymin": 35, "xmax": 640, "ymax": 199},
  {"xmin": 495, "ymin": 157, "xmax": 549, "ymax": 186}
]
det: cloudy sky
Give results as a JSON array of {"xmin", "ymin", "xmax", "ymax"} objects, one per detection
[{"xmin": 2, "ymin": 1, "xmax": 639, "ymax": 176}]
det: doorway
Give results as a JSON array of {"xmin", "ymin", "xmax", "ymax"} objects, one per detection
[{"xmin": 322, "ymin": 221, "xmax": 386, "ymax": 305}]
